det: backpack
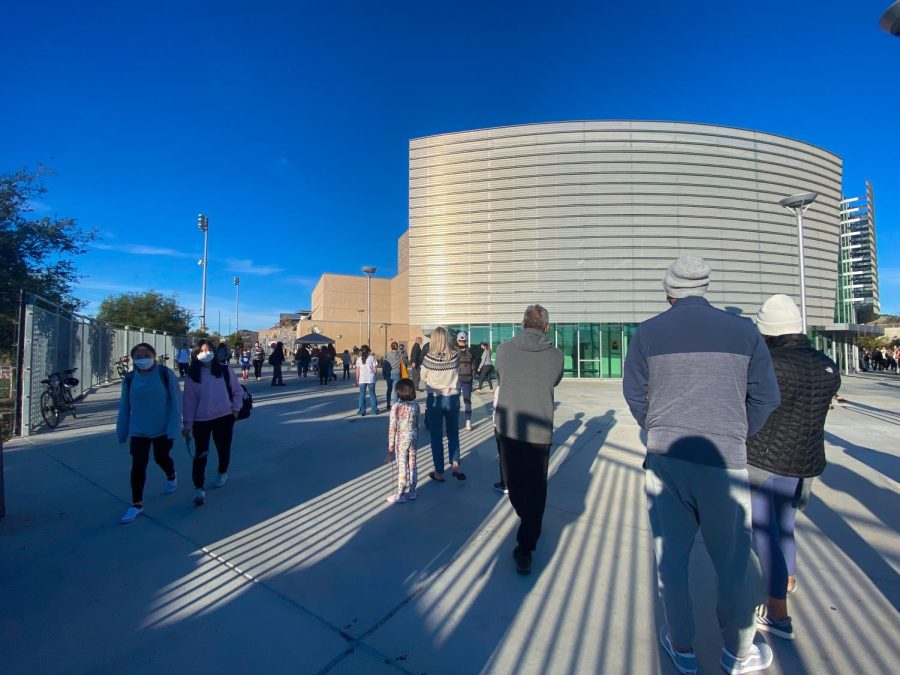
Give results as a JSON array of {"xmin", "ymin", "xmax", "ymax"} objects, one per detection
[
  {"xmin": 223, "ymin": 368, "xmax": 253, "ymax": 420},
  {"xmin": 126, "ymin": 365, "xmax": 171, "ymax": 397}
]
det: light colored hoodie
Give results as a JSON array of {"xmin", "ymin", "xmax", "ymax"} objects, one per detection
[{"xmin": 182, "ymin": 364, "xmax": 243, "ymax": 430}]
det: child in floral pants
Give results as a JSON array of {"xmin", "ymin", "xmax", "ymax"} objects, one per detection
[{"xmin": 386, "ymin": 378, "xmax": 419, "ymax": 504}]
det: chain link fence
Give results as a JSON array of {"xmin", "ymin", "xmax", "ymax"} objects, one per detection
[
  {"xmin": 17, "ymin": 293, "xmax": 187, "ymax": 436},
  {"xmin": 0, "ymin": 291, "xmax": 22, "ymax": 441}
]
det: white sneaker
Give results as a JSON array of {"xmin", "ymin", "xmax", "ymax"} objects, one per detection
[
  {"xmin": 120, "ymin": 506, "xmax": 143, "ymax": 524},
  {"xmin": 386, "ymin": 493, "xmax": 407, "ymax": 504},
  {"xmin": 193, "ymin": 489, "xmax": 206, "ymax": 506},
  {"xmin": 720, "ymin": 640, "xmax": 773, "ymax": 674},
  {"xmin": 164, "ymin": 476, "xmax": 177, "ymax": 494},
  {"xmin": 465, "ymin": 420, "xmax": 472, "ymax": 431},
  {"xmin": 408, "ymin": 490, "xmax": 417, "ymax": 501},
  {"xmin": 211, "ymin": 473, "xmax": 227, "ymax": 489}
]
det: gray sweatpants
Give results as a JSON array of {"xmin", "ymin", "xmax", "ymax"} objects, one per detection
[{"xmin": 644, "ymin": 453, "xmax": 760, "ymax": 657}]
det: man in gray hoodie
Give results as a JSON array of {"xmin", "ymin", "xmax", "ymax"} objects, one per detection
[{"xmin": 494, "ymin": 304, "xmax": 564, "ymax": 575}]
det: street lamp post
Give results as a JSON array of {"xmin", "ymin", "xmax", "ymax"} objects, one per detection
[
  {"xmin": 778, "ymin": 192, "xmax": 819, "ymax": 334},
  {"xmin": 197, "ymin": 214, "xmax": 209, "ymax": 331},
  {"xmin": 234, "ymin": 276, "xmax": 240, "ymax": 336},
  {"xmin": 357, "ymin": 309, "xmax": 365, "ymax": 346},
  {"xmin": 361, "ymin": 266, "xmax": 376, "ymax": 347}
]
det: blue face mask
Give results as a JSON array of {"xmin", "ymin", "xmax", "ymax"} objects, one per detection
[{"xmin": 133, "ymin": 358, "xmax": 155, "ymax": 371}]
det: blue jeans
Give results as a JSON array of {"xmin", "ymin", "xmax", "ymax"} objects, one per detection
[
  {"xmin": 428, "ymin": 393, "xmax": 460, "ymax": 474},
  {"xmin": 751, "ymin": 474, "xmax": 799, "ymax": 600},
  {"xmin": 388, "ymin": 371, "xmax": 401, "ymax": 405},
  {"xmin": 358, "ymin": 383, "xmax": 377, "ymax": 415}
]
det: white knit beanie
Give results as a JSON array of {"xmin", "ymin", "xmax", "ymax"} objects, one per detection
[
  {"xmin": 756, "ymin": 294, "xmax": 803, "ymax": 336},
  {"xmin": 663, "ymin": 256, "xmax": 711, "ymax": 298}
]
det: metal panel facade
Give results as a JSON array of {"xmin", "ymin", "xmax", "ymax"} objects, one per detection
[{"xmin": 409, "ymin": 121, "xmax": 842, "ymax": 326}]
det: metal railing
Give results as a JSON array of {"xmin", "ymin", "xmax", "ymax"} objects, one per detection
[{"xmin": 17, "ymin": 293, "xmax": 187, "ymax": 436}]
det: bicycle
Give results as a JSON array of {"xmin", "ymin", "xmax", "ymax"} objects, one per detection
[
  {"xmin": 157, "ymin": 354, "xmax": 170, "ymax": 366},
  {"xmin": 39, "ymin": 367, "xmax": 79, "ymax": 429},
  {"xmin": 115, "ymin": 356, "xmax": 130, "ymax": 378}
]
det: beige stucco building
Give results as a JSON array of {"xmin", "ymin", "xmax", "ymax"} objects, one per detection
[{"xmin": 265, "ymin": 233, "xmax": 420, "ymax": 356}]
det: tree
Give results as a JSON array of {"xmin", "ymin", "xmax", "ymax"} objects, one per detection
[
  {"xmin": 856, "ymin": 306, "xmax": 879, "ymax": 324},
  {"xmin": 97, "ymin": 290, "xmax": 192, "ymax": 334},
  {"xmin": 227, "ymin": 332, "xmax": 244, "ymax": 350},
  {"xmin": 0, "ymin": 167, "xmax": 96, "ymax": 319}
]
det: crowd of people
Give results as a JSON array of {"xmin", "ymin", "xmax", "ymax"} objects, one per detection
[
  {"xmin": 861, "ymin": 345, "xmax": 900, "ymax": 372},
  {"xmin": 115, "ymin": 254, "xmax": 850, "ymax": 674}
]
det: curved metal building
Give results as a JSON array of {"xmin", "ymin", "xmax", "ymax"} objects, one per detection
[{"xmin": 408, "ymin": 121, "xmax": 842, "ymax": 377}]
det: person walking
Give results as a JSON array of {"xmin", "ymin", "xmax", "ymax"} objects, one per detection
[
  {"xmin": 298, "ymin": 344, "xmax": 311, "ymax": 377},
  {"xmin": 341, "ymin": 350, "xmax": 351, "ymax": 380},
  {"xmin": 421, "ymin": 327, "xmax": 463, "ymax": 482},
  {"xmin": 215, "ymin": 339, "xmax": 231, "ymax": 365},
  {"xmin": 409, "ymin": 336, "xmax": 424, "ymax": 391},
  {"xmin": 456, "ymin": 332, "xmax": 476, "ymax": 430},
  {"xmin": 239, "ymin": 349, "xmax": 251, "ymax": 381},
  {"xmin": 747, "ymin": 294, "xmax": 841, "ymax": 642},
  {"xmin": 355, "ymin": 344, "xmax": 379, "ymax": 416},
  {"xmin": 269, "ymin": 341, "xmax": 286, "ymax": 386},
  {"xmin": 182, "ymin": 339, "xmax": 244, "ymax": 506},
  {"xmin": 116, "ymin": 342, "xmax": 181, "ymax": 523},
  {"xmin": 175, "ymin": 342, "xmax": 191, "ymax": 378},
  {"xmin": 494, "ymin": 305, "xmax": 563, "ymax": 574},
  {"xmin": 327, "ymin": 342, "xmax": 338, "ymax": 381},
  {"xmin": 318, "ymin": 348, "xmax": 333, "ymax": 385},
  {"xmin": 385, "ymin": 378, "xmax": 420, "ymax": 504},
  {"xmin": 623, "ymin": 256, "xmax": 781, "ymax": 675},
  {"xmin": 476, "ymin": 341, "xmax": 495, "ymax": 392},
  {"xmin": 251, "ymin": 341, "xmax": 265, "ymax": 381},
  {"xmin": 384, "ymin": 341, "xmax": 408, "ymax": 406}
]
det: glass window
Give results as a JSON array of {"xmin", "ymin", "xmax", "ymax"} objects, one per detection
[
  {"xmin": 492, "ymin": 323, "xmax": 515, "ymax": 347},
  {"xmin": 578, "ymin": 323, "xmax": 600, "ymax": 378},
  {"xmin": 556, "ymin": 324, "xmax": 578, "ymax": 378},
  {"xmin": 602, "ymin": 324, "xmax": 623, "ymax": 377}
]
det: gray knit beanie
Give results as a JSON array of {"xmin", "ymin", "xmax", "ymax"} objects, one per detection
[{"xmin": 663, "ymin": 256, "xmax": 711, "ymax": 298}]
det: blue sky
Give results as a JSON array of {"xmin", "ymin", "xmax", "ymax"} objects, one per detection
[{"xmin": 2, "ymin": 0, "xmax": 898, "ymax": 329}]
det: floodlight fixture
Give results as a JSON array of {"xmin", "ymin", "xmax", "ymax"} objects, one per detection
[{"xmin": 778, "ymin": 192, "xmax": 819, "ymax": 210}]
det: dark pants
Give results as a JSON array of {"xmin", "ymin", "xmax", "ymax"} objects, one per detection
[
  {"xmin": 130, "ymin": 435, "xmax": 175, "ymax": 504},
  {"xmin": 342, "ymin": 363, "xmax": 350, "ymax": 379},
  {"xmin": 459, "ymin": 381, "xmax": 473, "ymax": 421},
  {"xmin": 177, "ymin": 362, "xmax": 188, "ymax": 377},
  {"xmin": 192, "ymin": 415, "xmax": 235, "ymax": 489},
  {"xmin": 300, "ymin": 361, "xmax": 309, "ymax": 377},
  {"xmin": 253, "ymin": 360, "xmax": 263, "ymax": 379},
  {"xmin": 319, "ymin": 368, "xmax": 329, "ymax": 385},
  {"xmin": 497, "ymin": 432, "xmax": 550, "ymax": 552},
  {"xmin": 271, "ymin": 363, "xmax": 283, "ymax": 385},
  {"xmin": 751, "ymin": 474, "xmax": 800, "ymax": 600},
  {"xmin": 384, "ymin": 368, "xmax": 394, "ymax": 404},
  {"xmin": 477, "ymin": 365, "xmax": 495, "ymax": 390}
]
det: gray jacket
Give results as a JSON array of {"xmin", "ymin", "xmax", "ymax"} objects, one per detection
[
  {"xmin": 385, "ymin": 350, "xmax": 408, "ymax": 371},
  {"xmin": 494, "ymin": 328, "xmax": 564, "ymax": 445}
]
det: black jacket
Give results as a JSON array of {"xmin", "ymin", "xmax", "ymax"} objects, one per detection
[
  {"xmin": 746, "ymin": 334, "xmax": 841, "ymax": 478},
  {"xmin": 409, "ymin": 342, "xmax": 422, "ymax": 367}
]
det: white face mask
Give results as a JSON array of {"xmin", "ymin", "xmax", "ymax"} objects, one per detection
[
  {"xmin": 134, "ymin": 358, "xmax": 155, "ymax": 371},
  {"xmin": 198, "ymin": 351, "xmax": 215, "ymax": 363}
]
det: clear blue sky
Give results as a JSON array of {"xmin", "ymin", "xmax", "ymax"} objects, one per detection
[{"xmin": 2, "ymin": 0, "xmax": 898, "ymax": 330}]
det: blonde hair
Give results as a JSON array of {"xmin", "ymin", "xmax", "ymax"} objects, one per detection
[{"xmin": 428, "ymin": 326, "xmax": 450, "ymax": 355}]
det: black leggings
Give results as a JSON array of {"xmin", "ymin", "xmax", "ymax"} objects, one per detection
[
  {"xmin": 130, "ymin": 435, "xmax": 175, "ymax": 504},
  {"xmin": 253, "ymin": 360, "xmax": 263, "ymax": 379},
  {"xmin": 192, "ymin": 415, "xmax": 235, "ymax": 489},
  {"xmin": 271, "ymin": 363, "xmax": 283, "ymax": 385}
]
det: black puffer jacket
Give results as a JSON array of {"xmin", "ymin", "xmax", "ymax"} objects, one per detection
[{"xmin": 747, "ymin": 334, "xmax": 841, "ymax": 477}]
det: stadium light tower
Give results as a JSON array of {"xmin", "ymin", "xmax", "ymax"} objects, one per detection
[
  {"xmin": 198, "ymin": 214, "xmax": 209, "ymax": 331},
  {"xmin": 778, "ymin": 192, "xmax": 818, "ymax": 333}
]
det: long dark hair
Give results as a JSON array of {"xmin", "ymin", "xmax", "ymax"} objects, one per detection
[{"xmin": 187, "ymin": 338, "xmax": 226, "ymax": 382}]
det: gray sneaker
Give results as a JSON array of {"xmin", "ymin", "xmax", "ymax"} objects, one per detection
[
  {"xmin": 658, "ymin": 625, "xmax": 697, "ymax": 674},
  {"xmin": 720, "ymin": 639, "xmax": 773, "ymax": 674},
  {"xmin": 755, "ymin": 605, "xmax": 794, "ymax": 640},
  {"xmin": 193, "ymin": 489, "xmax": 206, "ymax": 506},
  {"xmin": 211, "ymin": 473, "xmax": 228, "ymax": 489}
]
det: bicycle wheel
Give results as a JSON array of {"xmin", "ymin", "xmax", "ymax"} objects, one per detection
[{"xmin": 40, "ymin": 390, "xmax": 60, "ymax": 428}]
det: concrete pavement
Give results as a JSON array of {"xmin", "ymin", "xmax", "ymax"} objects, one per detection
[{"xmin": 1, "ymin": 367, "xmax": 897, "ymax": 674}]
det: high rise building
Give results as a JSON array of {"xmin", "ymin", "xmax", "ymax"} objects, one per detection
[{"xmin": 839, "ymin": 180, "xmax": 879, "ymax": 319}]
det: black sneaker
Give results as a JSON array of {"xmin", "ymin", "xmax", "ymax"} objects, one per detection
[
  {"xmin": 513, "ymin": 546, "xmax": 532, "ymax": 575},
  {"xmin": 755, "ymin": 605, "xmax": 794, "ymax": 640},
  {"xmin": 493, "ymin": 482, "xmax": 509, "ymax": 494}
]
